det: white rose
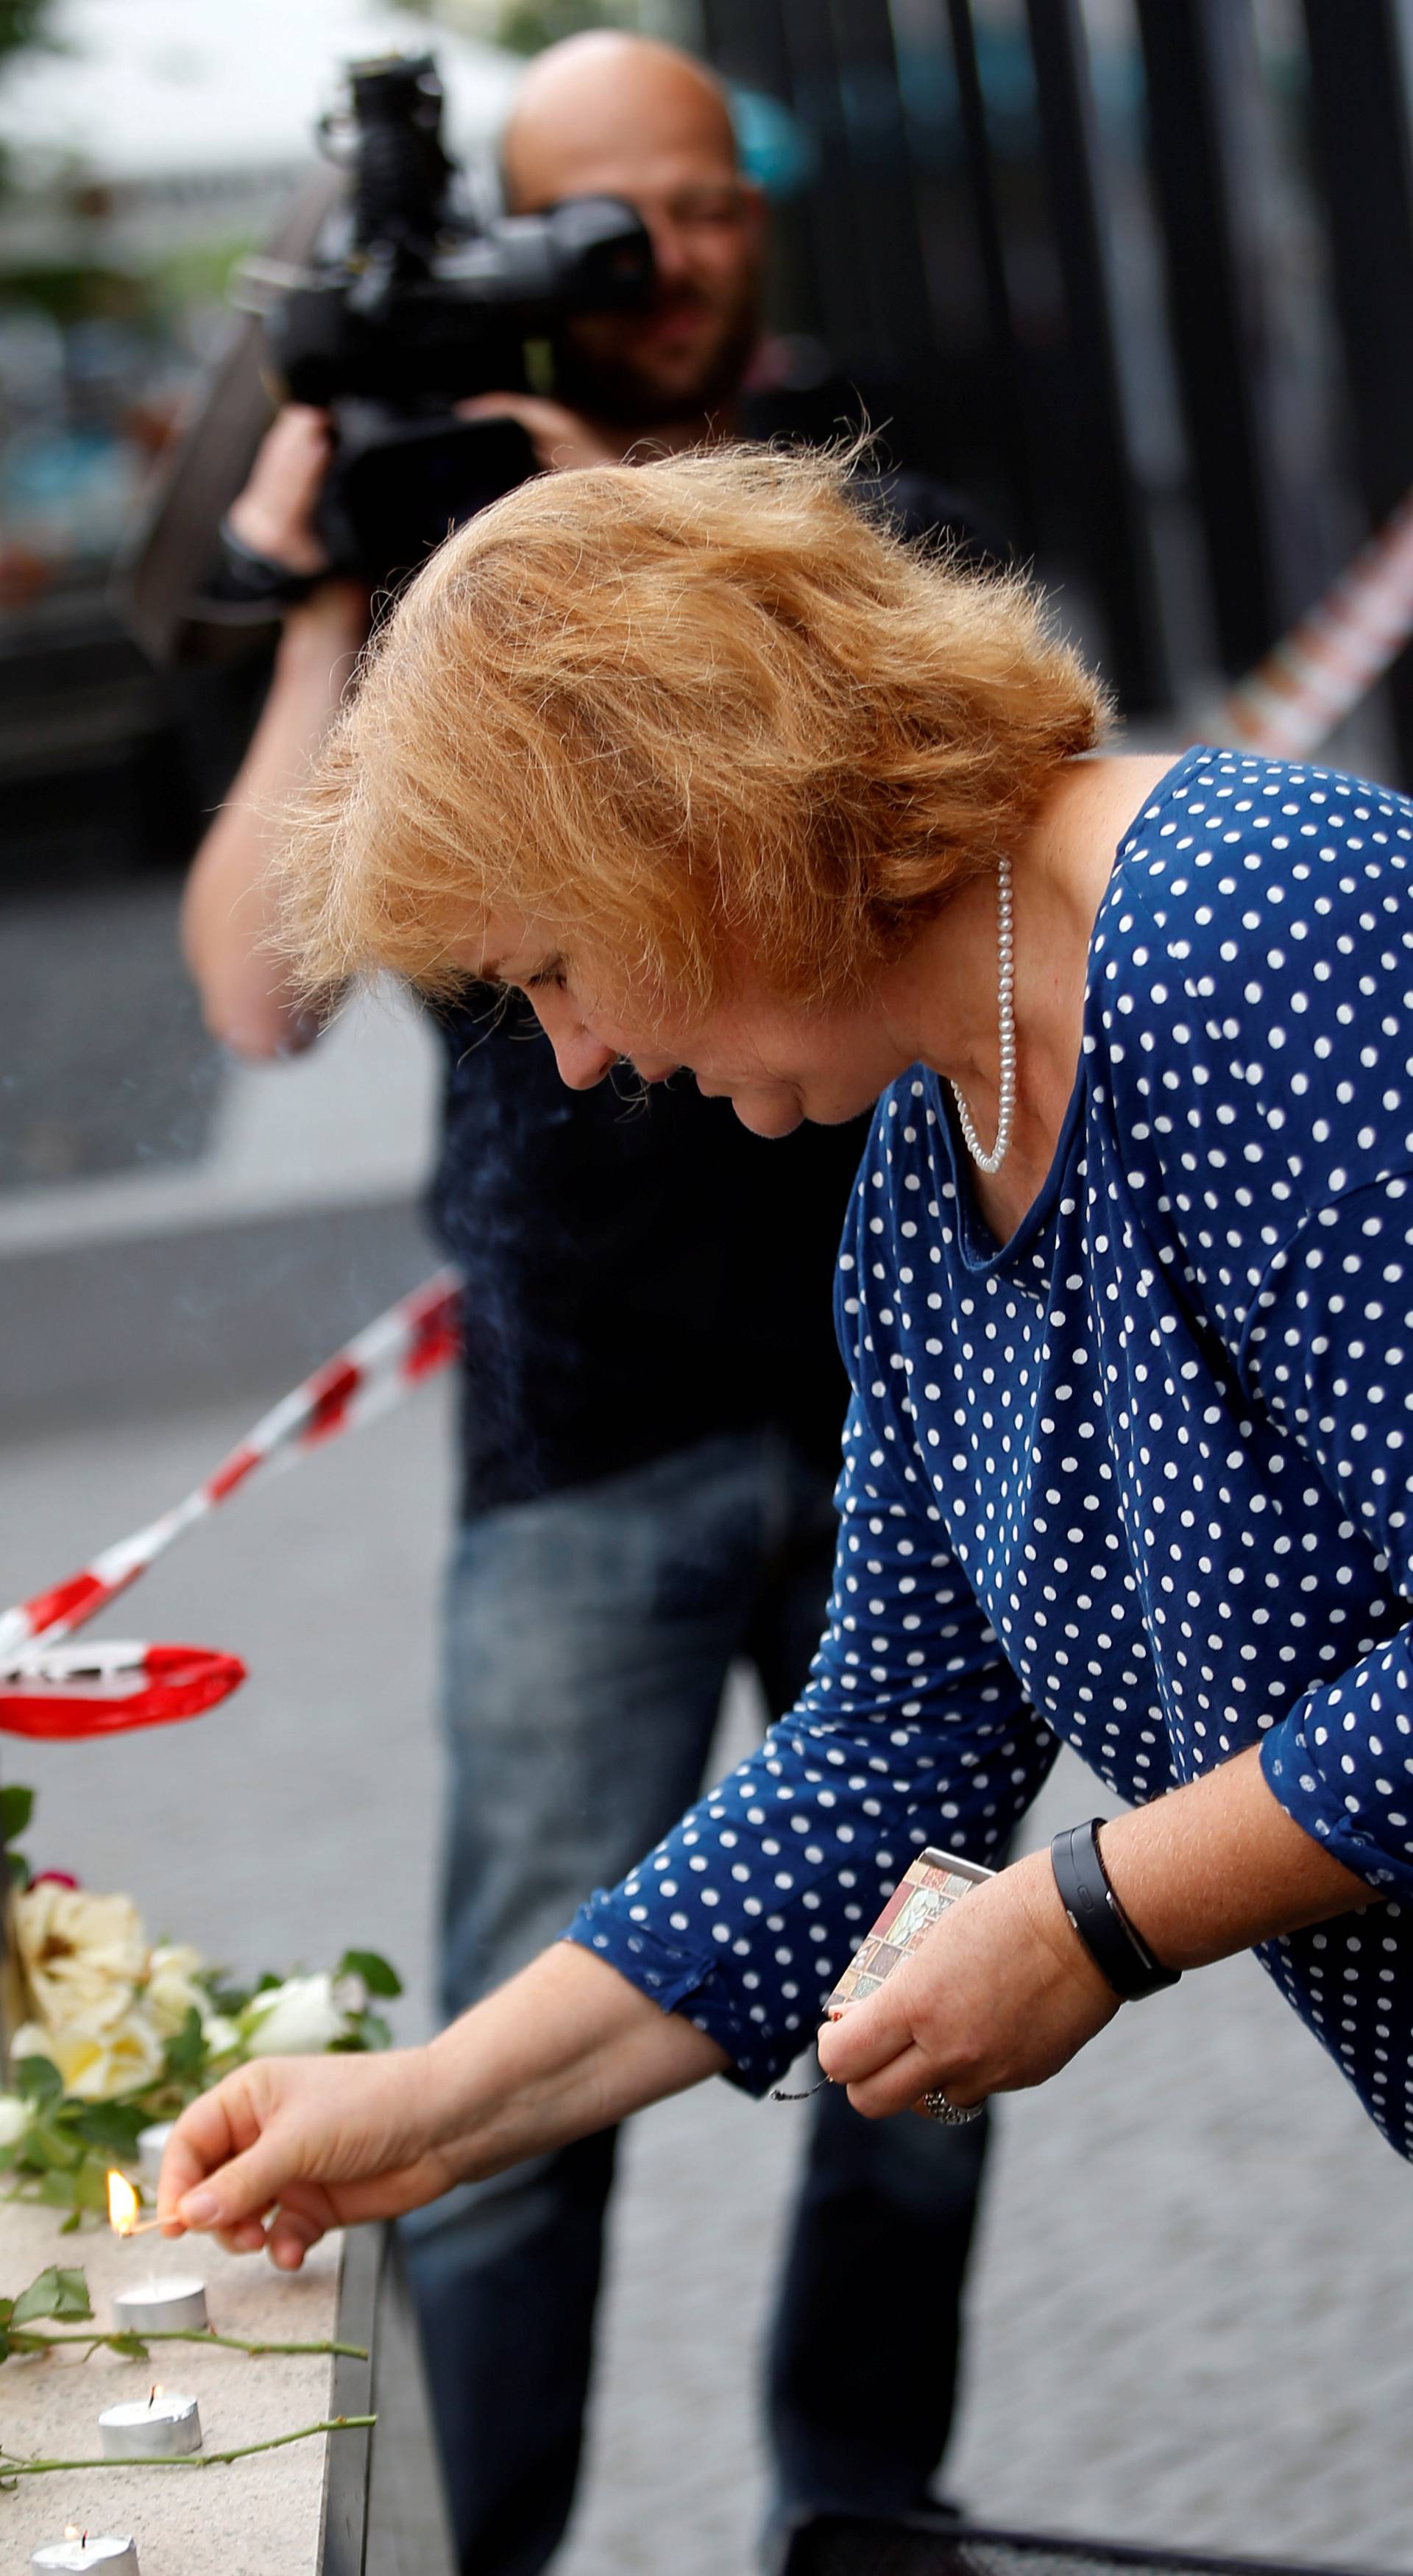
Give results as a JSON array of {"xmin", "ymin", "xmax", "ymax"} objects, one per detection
[
  {"xmin": 13, "ymin": 2008, "xmax": 165, "ymax": 2102},
  {"xmin": 199, "ymin": 2014, "xmax": 240, "ymax": 2060},
  {"xmin": 13, "ymin": 1883, "xmax": 147, "ymax": 2034},
  {"xmin": 144, "ymin": 1942, "xmax": 209, "ymax": 2039},
  {"xmin": 10, "ymin": 2019, "xmax": 56, "ymax": 2071},
  {"xmin": 0, "ymin": 2094, "xmax": 29, "ymax": 2146},
  {"xmin": 240, "ymin": 1973, "xmax": 352, "ymax": 2057}
]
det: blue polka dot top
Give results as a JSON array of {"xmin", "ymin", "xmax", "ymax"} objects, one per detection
[{"xmin": 567, "ymin": 748, "xmax": 1413, "ymax": 2159}]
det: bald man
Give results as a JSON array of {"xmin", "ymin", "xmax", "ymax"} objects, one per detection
[
  {"xmin": 502, "ymin": 32, "xmax": 765, "ymax": 425},
  {"xmin": 183, "ymin": 35, "xmax": 989, "ymax": 2575}
]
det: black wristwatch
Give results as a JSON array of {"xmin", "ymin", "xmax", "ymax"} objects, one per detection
[
  {"xmin": 206, "ymin": 515, "xmax": 325, "ymax": 610},
  {"xmin": 1049, "ymin": 1819, "xmax": 1181, "ymax": 2002}
]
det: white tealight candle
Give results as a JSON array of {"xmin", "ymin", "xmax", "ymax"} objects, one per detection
[
  {"xmin": 135, "ymin": 2122, "xmax": 175, "ymax": 2192},
  {"xmin": 99, "ymin": 2391, "xmax": 202, "ymax": 2459},
  {"xmin": 32, "ymin": 2538, "xmax": 139, "ymax": 2574},
  {"xmin": 110, "ymin": 2276, "xmax": 208, "ymax": 2335}
]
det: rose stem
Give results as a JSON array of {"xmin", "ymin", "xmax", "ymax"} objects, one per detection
[
  {"xmin": 19, "ymin": 2329, "xmax": 369, "ymax": 2360},
  {"xmin": 0, "ymin": 2415, "xmax": 377, "ymax": 2474}
]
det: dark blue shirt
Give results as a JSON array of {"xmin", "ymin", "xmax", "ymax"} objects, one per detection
[
  {"xmin": 428, "ymin": 991, "xmax": 868, "ymax": 1512},
  {"xmin": 570, "ymin": 748, "xmax": 1413, "ymax": 2161}
]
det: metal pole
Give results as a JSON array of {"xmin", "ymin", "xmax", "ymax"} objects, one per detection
[
  {"xmin": 695, "ymin": 0, "xmax": 829, "ymax": 340},
  {"xmin": 1135, "ymin": 0, "xmax": 1295, "ymax": 673},
  {"xmin": 943, "ymin": 0, "xmax": 1037, "ymax": 551},
  {"xmin": 1302, "ymin": 0, "xmax": 1413, "ymax": 774},
  {"xmin": 1024, "ymin": 0, "xmax": 1167, "ymax": 707}
]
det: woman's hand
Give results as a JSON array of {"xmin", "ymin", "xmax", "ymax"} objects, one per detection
[
  {"xmin": 157, "ymin": 2045, "xmax": 458, "ymax": 2270},
  {"xmin": 815, "ymin": 1848, "xmax": 1119, "ymax": 2116},
  {"xmin": 158, "ymin": 1945, "xmax": 726, "ymax": 2269},
  {"xmin": 818, "ymin": 1747, "xmax": 1384, "ymax": 2118}
]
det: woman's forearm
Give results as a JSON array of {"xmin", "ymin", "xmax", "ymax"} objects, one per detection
[
  {"xmin": 1093, "ymin": 1741, "xmax": 1380, "ymax": 1972},
  {"xmin": 164, "ymin": 1753, "xmax": 1375, "ymax": 2258},
  {"xmin": 160, "ymin": 1941, "xmax": 727, "ymax": 2262},
  {"xmin": 425, "ymin": 1942, "xmax": 729, "ymax": 2183}
]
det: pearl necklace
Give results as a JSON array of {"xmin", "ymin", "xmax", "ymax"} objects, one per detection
[{"xmin": 949, "ymin": 852, "xmax": 1015, "ymax": 1177}]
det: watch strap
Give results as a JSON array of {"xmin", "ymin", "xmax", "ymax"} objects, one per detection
[
  {"xmin": 1049, "ymin": 1818, "xmax": 1180, "ymax": 2002},
  {"xmin": 208, "ymin": 517, "xmax": 324, "ymax": 609}
]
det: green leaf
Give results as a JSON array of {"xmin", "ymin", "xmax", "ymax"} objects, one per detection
[
  {"xmin": 73, "ymin": 2101, "xmax": 146, "ymax": 2157},
  {"xmin": 1, "ymin": 1784, "xmax": 34, "ymax": 1844},
  {"xmin": 337, "ymin": 1949, "xmax": 403, "ymax": 1999},
  {"xmin": 162, "ymin": 2006, "xmax": 207, "ymax": 2080},
  {"xmin": 14, "ymin": 2056, "xmax": 61, "ymax": 2106},
  {"xmin": 35, "ymin": 2171, "xmax": 82, "ymax": 2208},
  {"xmin": 332, "ymin": 2010, "xmax": 392, "ymax": 2054},
  {"xmin": 22, "ymin": 2117, "xmax": 82, "ymax": 2173},
  {"xmin": 205, "ymin": 1976, "xmax": 252, "ymax": 2018},
  {"xmin": 6, "ymin": 1850, "xmax": 29, "ymax": 1890},
  {"xmin": 0, "ymin": 2329, "xmax": 9, "ymax": 2364},
  {"xmin": 58, "ymin": 2208, "xmax": 81, "ymax": 2236},
  {"xmin": 12, "ymin": 2264, "xmax": 92, "ymax": 2325},
  {"xmin": 51, "ymin": 2268, "xmax": 91, "ymax": 2315},
  {"xmin": 106, "ymin": 2330, "xmax": 150, "ymax": 2360},
  {"xmin": 71, "ymin": 2157, "xmax": 111, "ymax": 2214}
]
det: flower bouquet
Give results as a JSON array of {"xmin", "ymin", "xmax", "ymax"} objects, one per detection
[{"xmin": 0, "ymin": 1786, "xmax": 400, "ymax": 2226}]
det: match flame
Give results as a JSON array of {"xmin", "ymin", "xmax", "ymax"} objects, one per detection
[{"xmin": 107, "ymin": 2168, "xmax": 140, "ymax": 2235}]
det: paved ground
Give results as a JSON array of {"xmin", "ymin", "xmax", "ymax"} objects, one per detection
[{"xmin": 3, "ymin": 880, "xmax": 1412, "ymax": 2576}]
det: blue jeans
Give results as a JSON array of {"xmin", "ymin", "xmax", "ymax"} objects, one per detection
[{"xmin": 402, "ymin": 1429, "xmax": 988, "ymax": 2576}]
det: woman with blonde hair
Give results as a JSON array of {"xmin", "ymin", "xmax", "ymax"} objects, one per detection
[{"xmin": 163, "ymin": 442, "xmax": 1413, "ymax": 2262}]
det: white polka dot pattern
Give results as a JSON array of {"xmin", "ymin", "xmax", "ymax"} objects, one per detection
[{"xmin": 567, "ymin": 749, "xmax": 1413, "ymax": 2154}]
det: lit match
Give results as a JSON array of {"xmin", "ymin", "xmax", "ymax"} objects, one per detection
[{"xmin": 107, "ymin": 2169, "xmax": 163, "ymax": 2237}]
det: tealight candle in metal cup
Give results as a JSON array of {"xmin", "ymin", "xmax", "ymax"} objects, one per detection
[
  {"xmin": 99, "ymin": 2385, "xmax": 202, "ymax": 2460},
  {"xmin": 110, "ymin": 2276, "xmax": 208, "ymax": 2336},
  {"xmin": 32, "ymin": 2533, "xmax": 140, "ymax": 2573},
  {"xmin": 107, "ymin": 2162, "xmax": 208, "ymax": 2333}
]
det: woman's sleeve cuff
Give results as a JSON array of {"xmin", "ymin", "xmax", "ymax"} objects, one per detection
[
  {"xmin": 562, "ymin": 1892, "xmax": 820, "ymax": 2098},
  {"xmin": 1260, "ymin": 1707, "xmax": 1413, "ymax": 1901}
]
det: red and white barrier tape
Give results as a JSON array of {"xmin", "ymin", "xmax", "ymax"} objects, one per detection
[
  {"xmin": 1211, "ymin": 484, "xmax": 1413, "ymax": 760},
  {"xmin": 0, "ymin": 1267, "xmax": 461, "ymax": 1738},
  {"xmin": 0, "ymin": 1643, "xmax": 249, "ymax": 1741}
]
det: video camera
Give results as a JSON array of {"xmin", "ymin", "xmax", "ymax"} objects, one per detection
[{"xmin": 241, "ymin": 52, "xmax": 654, "ymax": 584}]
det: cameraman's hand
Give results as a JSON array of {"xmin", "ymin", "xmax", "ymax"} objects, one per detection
[
  {"xmin": 227, "ymin": 403, "xmax": 336, "ymax": 576},
  {"xmin": 458, "ymin": 392, "xmax": 625, "ymax": 475}
]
